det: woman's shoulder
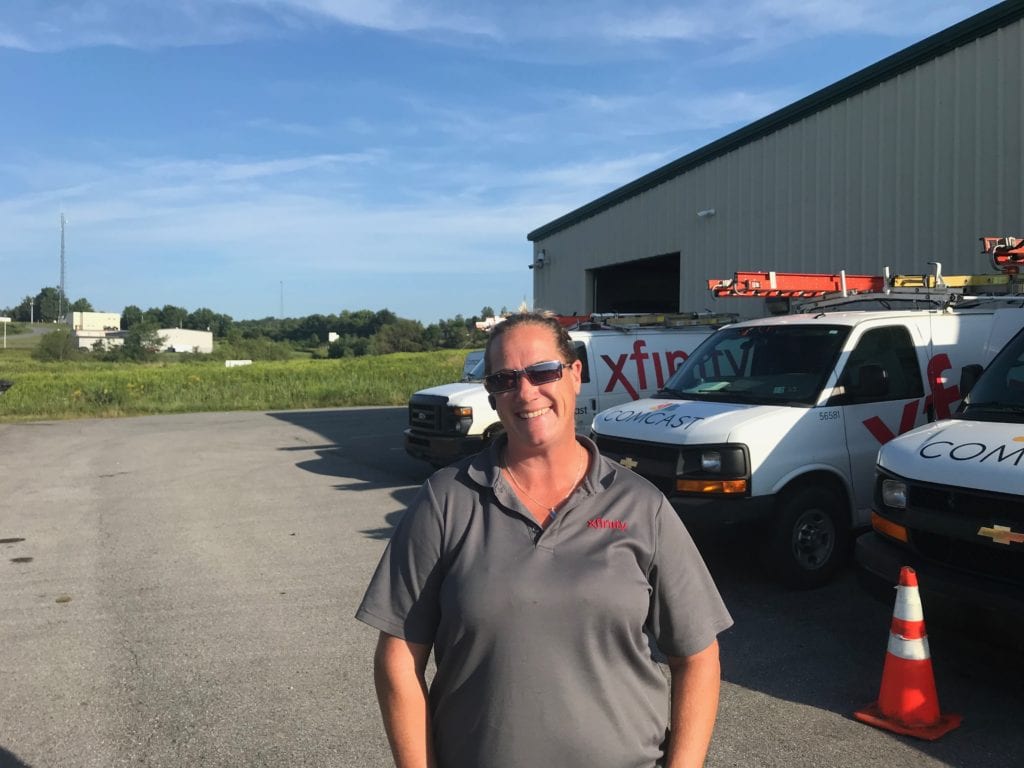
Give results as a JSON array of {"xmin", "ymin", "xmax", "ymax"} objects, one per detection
[{"xmin": 592, "ymin": 450, "xmax": 665, "ymax": 498}]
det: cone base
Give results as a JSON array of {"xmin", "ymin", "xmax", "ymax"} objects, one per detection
[{"xmin": 854, "ymin": 703, "xmax": 962, "ymax": 741}]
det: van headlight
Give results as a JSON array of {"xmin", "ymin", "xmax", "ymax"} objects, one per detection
[
  {"xmin": 675, "ymin": 446, "xmax": 749, "ymax": 496},
  {"xmin": 448, "ymin": 406, "xmax": 473, "ymax": 434},
  {"xmin": 684, "ymin": 446, "xmax": 745, "ymax": 475},
  {"xmin": 880, "ymin": 479, "xmax": 908, "ymax": 509},
  {"xmin": 701, "ymin": 451, "xmax": 722, "ymax": 472}
]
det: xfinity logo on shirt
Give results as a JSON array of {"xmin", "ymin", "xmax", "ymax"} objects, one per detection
[{"xmin": 588, "ymin": 518, "xmax": 628, "ymax": 531}]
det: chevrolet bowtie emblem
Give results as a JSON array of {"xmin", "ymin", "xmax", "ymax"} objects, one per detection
[
  {"xmin": 977, "ymin": 524, "xmax": 1024, "ymax": 545},
  {"xmin": 619, "ymin": 457, "xmax": 639, "ymax": 470}
]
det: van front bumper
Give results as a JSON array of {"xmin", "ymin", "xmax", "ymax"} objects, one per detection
[
  {"xmin": 669, "ymin": 493, "xmax": 777, "ymax": 526},
  {"xmin": 854, "ymin": 531, "xmax": 1024, "ymax": 619},
  {"xmin": 403, "ymin": 429, "xmax": 486, "ymax": 466}
]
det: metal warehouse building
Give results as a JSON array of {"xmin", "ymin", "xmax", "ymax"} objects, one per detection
[{"xmin": 527, "ymin": 1, "xmax": 1024, "ymax": 317}]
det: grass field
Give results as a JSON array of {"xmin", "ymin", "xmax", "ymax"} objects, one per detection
[{"xmin": 0, "ymin": 341, "xmax": 468, "ymax": 421}]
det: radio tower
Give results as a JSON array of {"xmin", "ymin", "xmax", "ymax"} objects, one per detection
[{"xmin": 59, "ymin": 212, "xmax": 67, "ymax": 322}]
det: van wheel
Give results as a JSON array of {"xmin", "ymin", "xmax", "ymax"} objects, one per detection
[{"xmin": 762, "ymin": 484, "xmax": 849, "ymax": 589}]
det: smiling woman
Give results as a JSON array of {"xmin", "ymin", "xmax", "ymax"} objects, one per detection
[{"xmin": 357, "ymin": 310, "xmax": 734, "ymax": 768}]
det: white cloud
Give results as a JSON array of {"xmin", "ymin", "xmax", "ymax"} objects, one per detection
[
  {"xmin": 0, "ymin": 149, "xmax": 550, "ymax": 276},
  {"xmin": 266, "ymin": 0, "xmax": 496, "ymax": 36},
  {"xmin": 0, "ymin": 0, "xmax": 497, "ymax": 51},
  {"xmin": 606, "ymin": 1, "xmax": 995, "ymax": 42},
  {"xmin": 0, "ymin": 1, "xmax": 996, "ymax": 54},
  {"xmin": 520, "ymin": 153, "xmax": 674, "ymax": 198}
]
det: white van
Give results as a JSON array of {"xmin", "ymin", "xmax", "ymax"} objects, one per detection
[
  {"xmin": 403, "ymin": 318, "xmax": 732, "ymax": 467},
  {"xmin": 857, "ymin": 314, "xmax": 1024, "ymax": 616},
  {"xmin": 590, "ymin": 305, "xmax": 1021, "ymax": 588}
]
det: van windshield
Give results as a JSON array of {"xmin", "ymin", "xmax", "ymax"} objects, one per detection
[
  {"xmin": 958, "ymin": 328, "xmax": 1024, "ymax": 424},
  {"xmin": 464, "ymin": 356, "xmax": 486, "ymax": 382},
  {"xmin": 659, "ymin": 324, "xmax": 849, "ymax": 406}
]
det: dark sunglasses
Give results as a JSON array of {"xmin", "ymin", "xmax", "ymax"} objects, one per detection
[{"xmin": 483, "ymin": 360, "xmax": 570, "ymax": 394}]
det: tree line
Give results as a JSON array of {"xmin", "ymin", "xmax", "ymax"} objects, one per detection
[{"xmin": 3, "ymin": 286, "xmax": 500, "ymax": 359}]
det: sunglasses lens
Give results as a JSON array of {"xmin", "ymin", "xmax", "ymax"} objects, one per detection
[
  {"xmin": 484, "ymin": 372, "xmax": 517, "ymax": 393},
  {"xmin": 484, "ymin": 361, "xmax": 566, "ymax": 394},
  {"xmin": 524, "ymin": 361, "xmax": 564, "ymax": 385}
]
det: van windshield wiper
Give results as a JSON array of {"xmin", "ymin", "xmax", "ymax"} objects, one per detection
[
  {"xmin": 654, "ymin": 388, "xmax": 729, "ymax": 401},
  {"xmin": 964, "ymin": 401, "xmax": 1024, "ymax": 414},
  {"xmin": 654, "ymin": 388, "xmax": 686, "ymax": 398}
]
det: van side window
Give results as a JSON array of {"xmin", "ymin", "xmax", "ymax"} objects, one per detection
[
  {"xmin": 574, "ymin": 341, "xmax": 591, "ymax": 383},
  {"xmin": 838, "ymin": 326, "xmax": 923, "ymax": 403}
]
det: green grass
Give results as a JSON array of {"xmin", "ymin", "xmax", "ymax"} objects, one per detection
[
  {"xmin": 0, "ymin": 348, "xmax": 466, "ymax": 421},
  {"xmin": 0, "ymin": 322, "xmax": 50, "ymax": 349}
]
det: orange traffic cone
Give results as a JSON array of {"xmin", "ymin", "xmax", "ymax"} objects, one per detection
[{"xmin": 854, "ymin": 566, "xmax": 961, "ymax": 740}]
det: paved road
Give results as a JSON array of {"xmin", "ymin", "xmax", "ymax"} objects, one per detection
[{"xmin": 1, "ymin": 408, "xmax": 1021, "ymax": 767}]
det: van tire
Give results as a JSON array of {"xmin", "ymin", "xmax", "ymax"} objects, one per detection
[{"xmin": 762, "ymin": 484, "xmax": 849, "ymax": 589}]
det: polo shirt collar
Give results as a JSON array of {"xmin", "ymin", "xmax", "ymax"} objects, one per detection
[{"xmin": 465, "ymin": 433, "xmax": 612, "ymax": 495}]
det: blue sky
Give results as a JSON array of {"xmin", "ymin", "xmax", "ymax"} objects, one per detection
[{"xmin": 0, "ymin": 1, "xmax": 999, "ymax": 324}]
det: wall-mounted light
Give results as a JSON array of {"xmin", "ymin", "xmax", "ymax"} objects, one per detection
[
  {"xmin": 696, "ymin": 208, "xmax": 716, "ymax": 218},
  {"xmin": 529, "ymin": 249, "xmax": 547, "ymax": 270}
]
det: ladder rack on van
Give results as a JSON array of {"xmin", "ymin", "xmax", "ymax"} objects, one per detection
[
  {"xmin": 706, "ymin": 271, "xmax": 886, "ymax": 298},
  {"xmin": 708, "ymin": 236, "xmax": 1024, "ymax": 308},
  {"xmin": 588, "ymin": 311, "xmax": 738, "ymax": 329},
  {"xmin": 982, "ymin": 235, "xmax": 1024, "ymax": 271}
]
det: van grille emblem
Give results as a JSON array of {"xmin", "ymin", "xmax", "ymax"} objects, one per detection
[
  {"xmin": 977, "ymin": 524, "xmax": 1024, "ymax": 545},
  {"xmin": 619, "ymin": 457, "xmax": 639, "ymax": 470}
]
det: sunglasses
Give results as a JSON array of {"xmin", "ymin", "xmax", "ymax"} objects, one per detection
[{"xmin": 483, "ymin": 360, "xmax": 570, "ymax": 394}]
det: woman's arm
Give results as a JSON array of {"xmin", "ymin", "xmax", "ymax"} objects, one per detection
[
  {"xmin": 373, "ymin": 632, "xmax": 437, "ymax": 768},
  {"xmin": 663, "ymin": 639, "xmax": 722, "ymax": 768}
]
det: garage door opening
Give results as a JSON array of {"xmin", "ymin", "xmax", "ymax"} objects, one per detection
[{"xmin": 590, "ymin": 253, "xmax": 680, "ymax": 314}]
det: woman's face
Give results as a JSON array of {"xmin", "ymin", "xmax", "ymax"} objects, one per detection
[{"xmin": 488, "ymin": 323, "xmax": 582, "ymax": 452}]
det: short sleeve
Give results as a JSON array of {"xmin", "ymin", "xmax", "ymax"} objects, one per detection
[
  {"xmin": 647, "ymin": 500, "xmax": 733, "ymax": 657},
  {"xmin": 355, "ymin": 479, "xmax": 446, "ymax": 645}
]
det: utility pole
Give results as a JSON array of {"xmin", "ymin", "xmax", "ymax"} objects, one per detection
[
  {"xmin": 280, "ymin": 281, "xmax": 284, "ymax": 319},
  {"xmin": 59, "ymin": 212, "xmax": 67, "ymax": 323}
]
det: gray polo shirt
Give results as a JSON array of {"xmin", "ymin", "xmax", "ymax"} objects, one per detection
[{"xmin": 356, "ymin": 436, "xmax": 732, "ymax": 768}]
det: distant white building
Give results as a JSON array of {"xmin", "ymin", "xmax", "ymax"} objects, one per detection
[
  {"xmin": 157, "ymin": 328, "xmax": 213, "ymax": 354},
  {"xmin": 69, "ymin": 311, "xmax": 123, "ymax": 350},
  {"xmin": 66, "ymin": 312, "xmax": 215, "ymax": 353},
  {"xmin": 69, "ymin": 311, "xmax": 121, "ymax": 331}
]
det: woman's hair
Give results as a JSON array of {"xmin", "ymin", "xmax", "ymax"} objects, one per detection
[{"xmin": 484, "ymin": 311, "xmax": 578, "ymax": 374}]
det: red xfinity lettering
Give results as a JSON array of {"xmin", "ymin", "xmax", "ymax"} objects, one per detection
[
  {"xmin": 860, "ymin": 353, "xmax": 968, "ymax": 445},
  {"xmin": 587, "ymin": 518, "xmax": 628, "ymax": 531},
  {"xmin": 652, "ymin": 353, "xmax": 665, "ymax": 388},
  {"xmin": 665, "ymin": 349, "xmax": 689, "ymax": 376},
  {"xmin": 601, "ymin": 345, "xmax": 692, "ymax": 400},
  {"xmin": 924, "ymin": 353, "xmax": 960, "ymax": 420},
  {"xmin": 630, "ymin": 340, "xmax": 650, "ymax": 390},
  {"xmin": 602, "ymin": 353, "xmax": 639, "ymax": 399},
  {"xmin": 863, "ymin": 401, "xmax": 919, "ymax": 444}
]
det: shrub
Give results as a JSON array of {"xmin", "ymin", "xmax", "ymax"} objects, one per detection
[{"xmin": 31, "ymin": 329, "xmax": 81, "ymax": 362}]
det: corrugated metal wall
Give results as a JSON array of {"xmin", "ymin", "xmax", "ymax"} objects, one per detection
[{"xmin": 533, "ymin": 17, "xmax": 1024, "ymax": 317}]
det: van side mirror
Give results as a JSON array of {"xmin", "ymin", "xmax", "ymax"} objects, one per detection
[
  {"xmin": 853, "ymin": 364, "xmax": 888, "ymax": 398},
  {"xmin": 959, "ymin": 364, "xmax": 983, "ymax": 398}
]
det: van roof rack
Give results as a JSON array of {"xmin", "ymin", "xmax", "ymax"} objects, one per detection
[
  {"xmin": 588, "ymin": 311, "xmax": 738, "ymax": 328},
  {"xmin": 707, "ymin": 236, "xmax": 1024, "ymax": 312}
]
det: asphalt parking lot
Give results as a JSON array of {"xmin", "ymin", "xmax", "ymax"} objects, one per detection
[{"xmin": 1, "ymin": 407, "xmax": 1021, "ymax": 767}]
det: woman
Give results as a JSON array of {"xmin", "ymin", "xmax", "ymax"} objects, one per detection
[{"xmin": 356, "ymin": 311, "xmax": 732, "ymax": 768}]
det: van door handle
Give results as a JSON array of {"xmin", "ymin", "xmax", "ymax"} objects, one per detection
[{"xmin": 590, "ymin": 398, "xmax": 597, "ymax": 412}]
